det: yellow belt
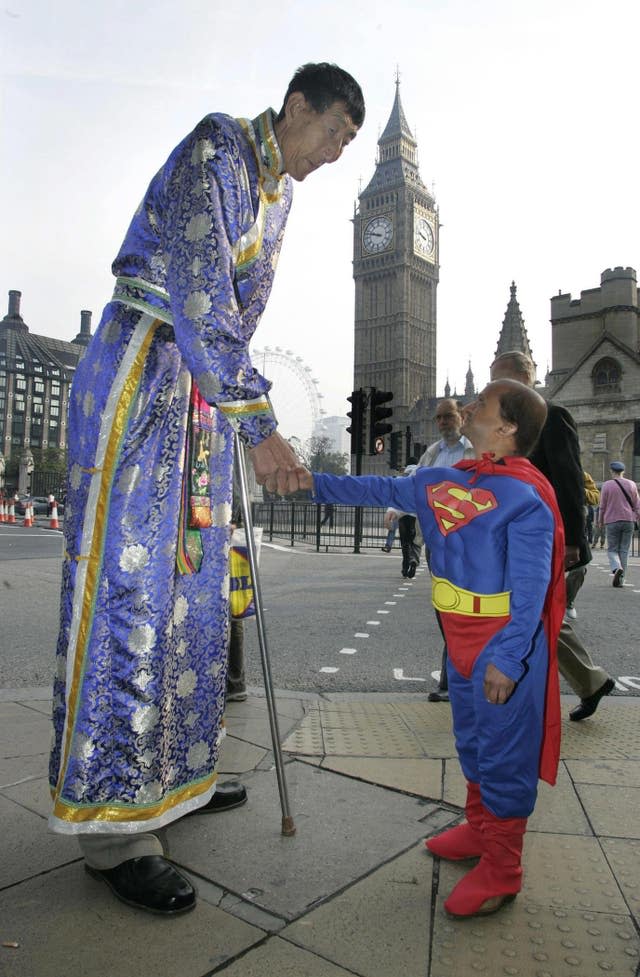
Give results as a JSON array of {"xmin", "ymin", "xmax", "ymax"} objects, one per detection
[{"xmin": 431, "ymin": 575, "xmax": 510, "ymax": 617}]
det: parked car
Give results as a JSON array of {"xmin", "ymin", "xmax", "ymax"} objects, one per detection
[{"xmin": 15, "ymin": 496, "xmax": 65, "ymax": 517}]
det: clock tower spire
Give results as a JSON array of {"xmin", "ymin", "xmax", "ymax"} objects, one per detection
[{"xmin": 352, "ymin": 77, "xmax": 439, "ymax": 471}]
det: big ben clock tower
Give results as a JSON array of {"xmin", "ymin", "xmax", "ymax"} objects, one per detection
[{"xmin": 353, "ymin": 78, "xmax": 439, "ymax": 471}]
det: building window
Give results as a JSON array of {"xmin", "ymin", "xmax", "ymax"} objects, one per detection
[
  {"xmin": 15, "ymin": 376, "xmax": 26, "ymax": 391},
  {"xmin": 34, "ymin": 380, "xmax": 44, "ymax": 393},
  {"xmin": 592, "ymin": 357, "xmax": 621, "ymax": 394},
  {"xmin": 591, "ymin": 432, "xmax": 607, "ymax": 452}
]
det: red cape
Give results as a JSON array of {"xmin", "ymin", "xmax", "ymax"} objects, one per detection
[{"xmin": 455, "ymin": 455, "xmax": 565, "ymax": 785}]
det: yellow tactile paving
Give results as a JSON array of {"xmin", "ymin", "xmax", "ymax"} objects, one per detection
[
  {"xmin": 560, "ymin": 703, "xmax": 640, "ymax": 759},
  {"xmin": 601, "ymin": 838, "xmax": 640, "ymax": 925},
  {"xmin": 283, "ymin": 712, "xmax": 324, "ymax": 755},
  {"xmin": 283, "ymin": 704, "xmax": 428, "ymax": 758},
  {"xmin": 574, "ymin": 784, "xmax": 640, "ymax": 838},
  {"xmin": 321, "ymin": 723, "xmax": 423, "ymax": 758},
  {"xmin": 521, "ymin": 834, "xmax": 627, "ymax": 914},
  {"xmin": 431, "ymin": 901, "xmax": 639, "ymax": 977}
]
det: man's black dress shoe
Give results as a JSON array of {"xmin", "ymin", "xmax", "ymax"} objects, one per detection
[
  {"xmin": 569, "ymin": 677, "xmax": 615, "ymax": 721},
  {"xmin": 189, "ymin": 780, "xmax": 248, "ymax": 814},
  {"xmin": 407, "ymin": 561, "xmax": 417, "ymax": 579},
  {"xmin": 428, "ymin": 690, "xmax": 449, "ymax": 702},
  {"xmin": 85, "ymin": 855, "xmax": 195, "ymax": 914}
]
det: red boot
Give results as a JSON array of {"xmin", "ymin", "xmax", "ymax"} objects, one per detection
[
  {"xmin": 425, "ymin": 782, "xmax": 484, "ymax": 860},
  {"xmin": 444, "ymin": 810, "xmax": 527, "ymax": 917}
]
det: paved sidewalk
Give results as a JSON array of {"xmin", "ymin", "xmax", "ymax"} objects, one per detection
[{"xmin": 1, "ymin": 687, "xmax": 639, "ymax": 977}]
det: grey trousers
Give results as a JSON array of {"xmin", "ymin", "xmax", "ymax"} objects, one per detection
[
  {"xmin": 557, "ymin": 620, "xmax": 610, "ymax": 700},
  {"xmin": 80, "ymin": 832, "xmax": 163, "ymax": 869}
]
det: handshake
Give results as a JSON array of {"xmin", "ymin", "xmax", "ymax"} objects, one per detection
[{"xmin": 249, "ymin": 431, "xmax": 314, "ymax": 495}]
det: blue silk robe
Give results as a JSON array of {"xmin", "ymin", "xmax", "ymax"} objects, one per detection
[{"xmin": 49, "ymin": 109, "xmax": 292, "ymax": 834}]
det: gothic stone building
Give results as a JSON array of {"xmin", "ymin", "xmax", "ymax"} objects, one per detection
[
  {"xmin": 546, "ymin": 266, "xmax": 640, "ymax": 483},
  {"xmin": 494, "ymin": 268, "xmax": 640, "ymax": 484}
]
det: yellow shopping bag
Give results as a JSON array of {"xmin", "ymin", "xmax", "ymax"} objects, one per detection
[{"xmin": 229, "ymin": 528, "xmax": 262, "ymax": 619}]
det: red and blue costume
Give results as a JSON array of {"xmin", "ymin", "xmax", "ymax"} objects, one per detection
[{"xmin": 312, "ymin": 455, "xmax": 565, "ymax": 915}]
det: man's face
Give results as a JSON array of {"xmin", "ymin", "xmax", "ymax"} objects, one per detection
[
  {"xmin": 280, "ymin": 96, "xmax": 359, "ymax": 181},
  {"xmin": 435, "ymin": 402, "xmax": 463, "ymax": 440},
  {"xmin": 461, "ymin": 384, "xmax": 507, "ymax": 447}
]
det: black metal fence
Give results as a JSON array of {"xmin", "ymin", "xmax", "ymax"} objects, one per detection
[
  {"xmin": 251, "ymin": 500, "xmax": 640, "ymax": 558},
  {"xmin": 251, "ymin": 501, "xmax": 395, "ymax": 553},
  {"xmin": 31, "ymin": 470, "xmax": 66, "ymax": 498}
]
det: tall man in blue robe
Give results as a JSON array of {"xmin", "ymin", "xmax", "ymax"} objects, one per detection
[{"xmin": 49, "ymin": 63, "xmax": 364, "ymax": 915}]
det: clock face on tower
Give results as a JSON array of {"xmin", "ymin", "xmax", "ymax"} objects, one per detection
[
  {"xmin": 362, "ymin": 215, "xmax": 393, "ymax": 254},
  {"xmin": 414, "ymin": 214, "xmax": 435, "ymax": 258}
]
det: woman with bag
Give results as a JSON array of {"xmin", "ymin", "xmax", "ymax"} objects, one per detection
[{"xmin": 598, "ymin": 461, "xmax": 640, "ymax": 586}]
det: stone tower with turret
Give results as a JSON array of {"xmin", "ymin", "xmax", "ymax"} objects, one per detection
[
  {"xmin": 352, "ymin": 78, "xmax": 439, "ymax": 471},
  {"xmin": 494, "ymin": 282, "xmax": 536, "ymax": 371}
]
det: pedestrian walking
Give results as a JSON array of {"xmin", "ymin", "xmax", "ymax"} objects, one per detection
[{"xmin": 598, "ymin": 461, "xmax": 640, "ymax": 587}]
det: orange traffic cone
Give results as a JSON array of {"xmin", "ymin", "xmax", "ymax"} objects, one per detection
[
  {"xmin": 22, "ymin": 501, "xmax": 33, "ymax": 528},
  {"xmin": 7, "ymin": 498, "xmax": 16, "ymax": 523},
  {"xmin": 49, "ymin": 498, "xmax": 60, "ymax": 530}
]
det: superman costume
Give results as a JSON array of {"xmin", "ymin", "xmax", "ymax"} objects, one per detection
[{"xmin": 311, "ymin": 455, "xmax": 565, "ymax": 818}]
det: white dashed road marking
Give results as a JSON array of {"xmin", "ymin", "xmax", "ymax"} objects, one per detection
[{"xmin": 393, "ymin": 668, "xmax": 426, "ymax": 682}]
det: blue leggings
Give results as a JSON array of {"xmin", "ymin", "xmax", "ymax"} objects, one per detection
[{"xmin": 448, "ymin": 623, "xmax": 548, "ymax": 819}]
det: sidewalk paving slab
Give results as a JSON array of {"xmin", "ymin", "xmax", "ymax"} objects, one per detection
[{"xmin": 2, "ymin": 688, "xmax": 640, "ymax": 977}]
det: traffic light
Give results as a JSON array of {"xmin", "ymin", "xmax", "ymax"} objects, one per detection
[
  {"xmin": 389, "ymin": 430, "xmax": 402, "ymax": 470},
  {"xmin": 368, "ymin": 388, "xmax": 393, "ymax": 454},
  {"xmin": 346, "ymin": 388, "xmax": 366, "ymax": 455}
]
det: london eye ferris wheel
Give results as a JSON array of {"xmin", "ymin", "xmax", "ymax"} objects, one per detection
[{"xmin": 251, "ymin": 346, "xmax": 327, "ymax": 450}]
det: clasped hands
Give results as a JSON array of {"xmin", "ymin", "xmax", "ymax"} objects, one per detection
[{"xmin": 249, "ymin": 432, "xmax": 313, "ymax": 495}]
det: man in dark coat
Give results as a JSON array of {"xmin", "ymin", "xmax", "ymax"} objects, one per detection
[{"xmin": 490, "ymin": 351, "xmax": 614, "ymax": 721}]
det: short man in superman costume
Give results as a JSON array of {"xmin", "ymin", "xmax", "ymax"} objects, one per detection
[{"xmin": 298, "ymin": 380, "xmax": 565, "ymax": 917}]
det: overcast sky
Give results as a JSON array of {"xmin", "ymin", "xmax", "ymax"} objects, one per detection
[{"xmin": 2, "ymin": 0, "xmax": 638, "ymax": 422}]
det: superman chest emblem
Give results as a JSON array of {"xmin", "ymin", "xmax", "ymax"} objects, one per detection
[{"xmin": 427, "ymin": 481, "xmax": 497, "ymax": 535}]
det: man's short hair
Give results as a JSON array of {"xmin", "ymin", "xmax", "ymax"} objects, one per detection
[
  {"xmin": 435, "ymin": 398, "xmax": 461, "ymax": 419},
  {"xmin": 278, "ymin": 63, "xmax": 365, "ymax": 127},
  {"xmin": 495, "ymin": 380, "xmax": 547, "ymax": 456},
  {"xmin": 491, "ymin": 350, "xmax": 536, "ymax": 386}
]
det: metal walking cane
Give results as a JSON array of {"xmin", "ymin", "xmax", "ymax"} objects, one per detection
[{"xmin": 233, "ymin": 432, "xmax": 296, "ymax": 836}]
